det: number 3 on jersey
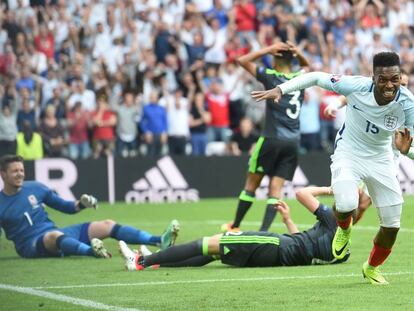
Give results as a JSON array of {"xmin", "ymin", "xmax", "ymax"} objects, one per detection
[
  {"xmin": 286, "ymin": 91, "xmax": 301, "ymax": 119},
  {"xmin": 365, "ymin": 121, "xmax": 379, "ymax": 134}
]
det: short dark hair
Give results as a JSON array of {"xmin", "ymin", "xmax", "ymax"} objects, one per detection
[
  {"xmin": 373, "ymin": 52, "xmax": 400, "ymax": 71},
  {"xmin": 0, "ymin": 155, "xmax": 24, "ymax": 171},
  {"xmin": 274, "ymin": 50, "xmax": 293, "ymax": 62}
]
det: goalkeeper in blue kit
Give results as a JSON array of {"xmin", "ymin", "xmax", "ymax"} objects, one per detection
[{"xmin": 0, "ymin": 155, "xmax": 179, "ymax": 259}]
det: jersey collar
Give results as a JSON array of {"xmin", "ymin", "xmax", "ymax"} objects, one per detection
[{"xmin": 265, "ymin": 69, "xmax": 301, "ymax": 80}]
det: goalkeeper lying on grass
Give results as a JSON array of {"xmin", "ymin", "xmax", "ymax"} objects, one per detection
[
  {"xmin": 119, "ymin": 185, "xmax": 371, "ymax": 270},
  {"xmin": 0, "ymin": 155, "xmax": 179, "ymax": 259}
]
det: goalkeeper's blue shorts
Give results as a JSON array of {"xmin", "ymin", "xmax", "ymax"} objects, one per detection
[{"xmin": 16, "ymin": 222, "xmax": 91, "ymax": 258}]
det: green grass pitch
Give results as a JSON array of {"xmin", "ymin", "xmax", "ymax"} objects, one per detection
[{"xmin": 1, "ymin": 197, "xmax": 414, "ymax": 310}]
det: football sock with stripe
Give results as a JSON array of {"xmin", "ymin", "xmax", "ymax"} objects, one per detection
[
  {"xmin": 259, "ymin": 197, "xmax": 279, "ymax": 232},
  {"xmin": 337, "ymin": 215, "xmax": 352, "ymax": 230},
  {"xmin": 368, "ymin": 242, "xmax": 392, "ymax": 267},
  {"xmin": 56, "ymin": 235, "xmax": 94, "ymax": 256},
  {"xmin": 232, "ymin": 190, "xmax": 255, "ymax": 228},
  {"xmin": 143, "ymin": 239, "xmax": 203, "ymax": 267},
  {"xmin": 110, "ymin": 224, "xmax": 161, "ymax": 245}
]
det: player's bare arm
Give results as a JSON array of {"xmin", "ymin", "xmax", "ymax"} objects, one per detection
[
  {"xmin": 251, "ymin": 86, "xmax": 283, "ymax": 103},
  {"xmin": 276, "ymin": 201, "xmax": 299, "ymax": 234},
  {"xmin": 353, "ymin": 188, "xmax": 372, "ymax": 225},
  {"xmin": 295, "ymin": 186, "xmax": 332, "ymax": 213},
  {"xmin": 236, "ymin": 42, "xmax": 289, "ymax": 77},
  {"xmin": 251, "ymin": 71, "xmax": 332, "ymax": 103}
]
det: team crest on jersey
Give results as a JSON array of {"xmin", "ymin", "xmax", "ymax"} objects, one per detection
[
  {"xmin": 384, "ymin": 115, "xmax": 398, "ymax": 130},
  {"xmin": 28, "ymin": 195, "xmax": 40, "ymax": 209}
]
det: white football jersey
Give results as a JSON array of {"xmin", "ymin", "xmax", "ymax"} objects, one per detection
[{"xmin": 322, "ymin": 75, "xmax": 414, "ymax": 159}]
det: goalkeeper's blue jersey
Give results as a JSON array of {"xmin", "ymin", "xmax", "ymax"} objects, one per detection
[{"xmin": 0, "ymin": 181, "xmax": 77, "ymax": 250}]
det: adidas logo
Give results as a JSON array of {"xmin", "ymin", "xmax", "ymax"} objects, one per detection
[{"xmin": 125, "ymin": 156, "xmax": 200, "ymax": 203}]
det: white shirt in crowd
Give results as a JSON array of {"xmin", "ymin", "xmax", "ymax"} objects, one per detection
[
  {"xmin": 159, "ymin": 94, "xmax": 190, "ymax": 137},
  {"xmin": 67, "ymin": 89, "xmax": 97, "ymax": 112}
]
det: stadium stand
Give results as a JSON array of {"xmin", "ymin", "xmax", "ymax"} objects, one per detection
[{"xmin": 0, "ymin": 0, "xmax": 413, "ymax": 159}]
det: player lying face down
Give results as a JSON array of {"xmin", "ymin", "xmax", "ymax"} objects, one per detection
[{"xmin": 119, "ymin": 185, "xmax": 370, "ymax": 270}]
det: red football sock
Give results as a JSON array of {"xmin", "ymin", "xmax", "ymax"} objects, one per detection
[
  {"xmin": 368, "ymin": 243, "xmax": 392, "ymax": 267},
  {"xmin": 336, "ymin": 215, "xmax": 352, "ymax": 230}
]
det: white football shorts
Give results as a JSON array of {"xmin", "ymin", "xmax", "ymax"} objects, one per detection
[{"xmin": 331, "ymin": 152, "xmax": 403, "ymax": 208}]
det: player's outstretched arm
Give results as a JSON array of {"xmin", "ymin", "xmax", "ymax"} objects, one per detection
[
  {"xmin": 251, "ymin": 72, "xmax": 334, "ymax": 103},
  {"xmin": 295, "ymin": 186, "xmax": 332, "ymax": 214},
  {"xmin": 277, "ymin": 201, "xmax": 299, "ymax": 234},
  {"xmin": 43, "ymin": 186, "xmax": 98, "ymax": 213},
  {"xmin": 251, "ymin": 86, "xmax": 283, "ymax": 103}
]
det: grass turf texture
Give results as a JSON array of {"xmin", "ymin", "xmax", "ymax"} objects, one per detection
[{"xmin": 1, "ymin": 197, "xmax": 414, "ymax": 311}]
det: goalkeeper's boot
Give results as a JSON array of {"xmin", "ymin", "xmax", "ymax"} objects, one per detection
[
  {"xmin": 119, "ymin": 241, "xmax": 144, "ymax": 271},
  {"xmin": 332, "ymin": 223, "xmax": 352, "ymax": 259},
  {"xmin": 91, "ymin": 238, "xmax": 111, "ymax": 258},
  {"xmin": 362, "ymin": 261, "xmax": 389, "ymax": 285},
  {"xmin": 161, "ymin": 220, "xmax": 180, "ymax": 250},
  {"xmin": 221, "ymin": 222, "xmax": 241, "ymax": 233}
]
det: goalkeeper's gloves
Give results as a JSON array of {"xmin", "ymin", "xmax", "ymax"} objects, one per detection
[{"xmin": 79, "ymin": 194, "xmax": 98, "ymax": 210}]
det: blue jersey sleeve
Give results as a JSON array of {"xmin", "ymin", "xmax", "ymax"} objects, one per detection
[{"xmin": 36, "ymin": 183, "xmax": 78, "ymax": 214}]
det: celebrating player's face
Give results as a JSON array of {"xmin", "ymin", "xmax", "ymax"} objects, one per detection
[
  {"xmin": 373, "ymin": 66, "xmax": 401, "ymax": 103},
  {"xmin": 1, "ymin": 161, "xmax": 25, "ymax": 189}
]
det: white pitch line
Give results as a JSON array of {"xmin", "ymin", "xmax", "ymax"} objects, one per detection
[
  {"xmin": 33, "ymin": 271, "xmax": 414, "ymax": 290},
  {"xmin": 0, "ymin": 283, "xmax": 142, "ymax": 311}
]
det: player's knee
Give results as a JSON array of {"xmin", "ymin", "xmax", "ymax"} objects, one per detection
[
  {"xmin": 101, "ymin": 219, "xmax": 116, "ymax": 229},
  {"xmin": 333, "ymin": 181, "xmax": 359, "ymax": 213},
  {"xmin": 44, "ymin": 231, "xmax": 63, "ymax": 245},
  {"xmin": 103, "ymin": 219, "xmax": 116, "ymax": 226},
  {"xmin": 335, "ymin": 195, "xmax": 358, "ymax": 213}
]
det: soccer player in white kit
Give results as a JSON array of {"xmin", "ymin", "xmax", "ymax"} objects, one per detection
[
  {"xmin": 324, "ymin": 70, "xmax": 411, "ymax": 167},
  {"xmin": 251, "ymin": 52, "xmax": 414, "ymax": 284}
]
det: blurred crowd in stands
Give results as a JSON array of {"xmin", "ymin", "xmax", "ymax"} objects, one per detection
[{"xmin": 0, "ymin": 0, "xmax": 413, "ymax": 160}]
